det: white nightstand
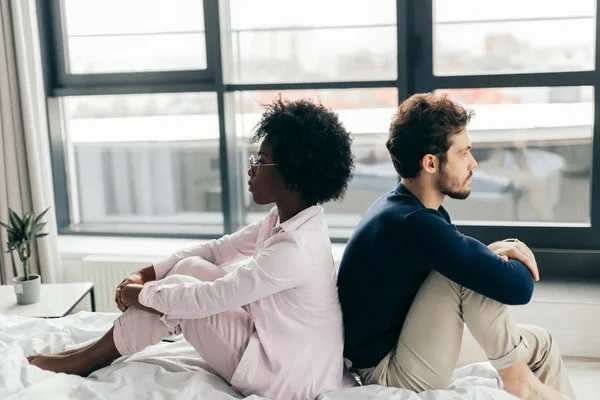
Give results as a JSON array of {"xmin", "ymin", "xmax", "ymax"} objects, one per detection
[{"xmin": 0, "ymin": 282, "xmax": 95, "ymax": 318}]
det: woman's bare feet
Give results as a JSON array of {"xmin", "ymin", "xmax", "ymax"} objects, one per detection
[
  {"xmin": 54, "ymin": 344, "xmax": 94, "ymax": 357},
  {"xmin": 26, "ymin": 327, "xmax": 122, "ymax": 377},
  {"xmin": 26, "ymin": 343, "xmax": 95, "ymax": 366},
  {"xmin": 28, "ymin": 354, "xmax": 91, "ymax": 376}
]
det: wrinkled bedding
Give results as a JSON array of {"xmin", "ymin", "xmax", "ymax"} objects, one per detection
[{"xmin": 0, "ymin": 312, "xmax": 518, "ymax": 399}]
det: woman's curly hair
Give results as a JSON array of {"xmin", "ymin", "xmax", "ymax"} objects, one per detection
[{"xmin": 250, "ymin": 96, "xmax": 355, "ymax": 205}]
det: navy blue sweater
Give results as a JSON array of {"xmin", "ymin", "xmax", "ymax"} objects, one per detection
[{"xmin": 337, "ymin": 183, "xmax": 534, "ymax": 369}]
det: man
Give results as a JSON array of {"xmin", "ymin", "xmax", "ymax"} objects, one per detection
[{"xmin": 337, "ymin": 93, "xmax": 575, "ymax": 400}]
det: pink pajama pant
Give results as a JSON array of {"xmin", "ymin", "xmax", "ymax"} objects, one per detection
[{"xmin": 112, "ymin": 257, "xmax": 254, "ymax": 383}]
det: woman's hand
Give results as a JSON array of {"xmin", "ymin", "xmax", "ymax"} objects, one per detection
[
  {"xmin": 119, "ymin": 284, "xmax": 144, "ymax": 309},
  {"xmin": 120, "ymin": 284, "xmax": 163, "ymax": 316},
  {"xmin": 115, "ymin": 273, "xmax": 144, "ymax": 311}
]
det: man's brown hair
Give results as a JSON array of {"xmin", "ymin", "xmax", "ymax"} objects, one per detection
[{"xmin": 386, "ymin": 93, "xmax": 474, "ymax": 178}]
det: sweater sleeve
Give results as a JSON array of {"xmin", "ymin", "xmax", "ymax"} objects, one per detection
[{"xmin": 401, "ymin": 208, "xmax": 534, "ymax": 305}]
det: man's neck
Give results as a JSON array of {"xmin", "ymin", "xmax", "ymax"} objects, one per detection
[{"xmin": 400, "ymin": 178, "xmax": 445, "ymax": 210}]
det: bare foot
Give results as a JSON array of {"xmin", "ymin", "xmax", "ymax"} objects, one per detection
[
  {"xmin": 503, "ymin": 378, "xmax": 568, "ymax": 400},
  {"xmin": 27, "ymin": 343, "xmax": 94, "ymax": 364},
  {"xmin": 499, "ymin": 360, "xmax": 569, "ymax": 400},
  {"xmin": 54, "ymin": 343, "xmax": 94, "ymax": 357},
  {"xmin": 28, "ymin": 354, "xmax": 89, "ymax": 376}
]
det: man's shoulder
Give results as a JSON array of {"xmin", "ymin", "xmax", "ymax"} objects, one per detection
[
  {"xmin": 345, "ymin": 200, "xmax": 431, "ymax": 247},
  {"xmin": 403, "ymin": 206, "xmax": 448, "ymax": 225},
  {"xmin": 364, "ymin": 196, "xmax": 444, "ymax": 227}
]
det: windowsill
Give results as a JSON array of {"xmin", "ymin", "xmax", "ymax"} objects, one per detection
[{"xmin": 58, "ymin": 235, "xmax": 348, "ymax": 264}]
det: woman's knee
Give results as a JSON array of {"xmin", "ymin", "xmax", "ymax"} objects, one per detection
[{"xmin": 170, "ymin": 256, "xmax": 225, "ymax": 281}]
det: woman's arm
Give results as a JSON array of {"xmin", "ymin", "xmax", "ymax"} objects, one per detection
[
  {"xmin": 120, "ymin": 284, "xmax": 163, "ymax": 316},
  {"xmin": 138, "ymin": 234, "xmax": 312, "ymax": 320},
  {"xmin": 153, "ymin": 217, "xmax": 266, "ymax": 280},
  {"xmin": 137, "ymin": 265, "xmax": 157, "ymax": 283}
]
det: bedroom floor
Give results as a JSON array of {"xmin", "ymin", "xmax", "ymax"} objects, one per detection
[{"xmin": 565, "ymin": 357, "xmax": 600, "ymax": 400}]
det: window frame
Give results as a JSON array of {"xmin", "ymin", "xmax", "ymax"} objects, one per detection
[{"xmin": 37, "ymin": 0, "xmax": 600, "ymax": 280}]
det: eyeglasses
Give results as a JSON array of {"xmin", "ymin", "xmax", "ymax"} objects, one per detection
[{"xmin": 249, "ymin": 155, "xmax": 277, "ymax": 176}]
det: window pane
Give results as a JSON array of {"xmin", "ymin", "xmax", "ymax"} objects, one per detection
[
  {"xmin": 436, "ymin": 87, "xmax": 593, "ymax": 224},
  {"xmin": 63, "ymin": 93, "xmax": 223, "ymax": 235},
  {"xmin": 234, "ymin": 88, "xmax": 398, "ymax": 235},
  {"xmin": 62, "ymin": 0, "xmax": 206, "ymax": 73},
  {"xmin": 433, "ymin": 0, "xmax": 596, "ymax": 75},
  {"xmin": 227, "ymin": 0, "xmax": 397, "ymax": 83}
]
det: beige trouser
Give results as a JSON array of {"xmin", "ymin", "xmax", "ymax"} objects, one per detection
[{"xmin": 355, "ymin": 271, "xmax": 575, "ymax": 399}]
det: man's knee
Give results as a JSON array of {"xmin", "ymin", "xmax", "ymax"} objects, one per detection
[{"xmin": 519, "ymin": 324, "xmax": 561, "ymax": 369}]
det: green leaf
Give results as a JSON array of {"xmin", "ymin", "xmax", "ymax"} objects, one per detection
[
  {"xmin": 0, "ymin": 221, "xmax": 11, "ymax": 230},
  {"xmin": 8, "ymin": 208, "xmax": 23, "ymax": 232},
  {"xmin": 21, "ymin": 213, "xmax": 29, "ymax": 232},
  {"xmin": 24, "ymin": 215, "xmax": 34, "ymax": 240},
  {"xmin": 34, "ymin": 207, "xmax": 50, "ymax": 225},
  {"xmin": 36, "ymin": 233, "xmax": 49, "ymax": 238},
  {"xmin": 32, "ymin": 222, "xmax": 46, "ymax": 235}
]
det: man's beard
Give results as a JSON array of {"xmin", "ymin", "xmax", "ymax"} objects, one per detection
[{"xmin": 437, "ymin": 167, "xmax": 471, "ymax": 200}]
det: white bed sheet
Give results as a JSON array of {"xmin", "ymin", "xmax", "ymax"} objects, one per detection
[{"xmin": 0, "ymin": 312, "xmax": 519, "ymax": 400}]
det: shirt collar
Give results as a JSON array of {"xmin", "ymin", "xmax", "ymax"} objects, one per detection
[{"xmin": 268, "ymin": 205, "xmax": 322, "ymax": 233}]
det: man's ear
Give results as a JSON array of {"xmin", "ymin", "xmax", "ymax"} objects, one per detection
[{"xmin": 421, "ymin": 154, "xmax": 437, "ymax": 174}]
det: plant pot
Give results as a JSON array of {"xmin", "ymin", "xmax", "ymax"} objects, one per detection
[{"xmin": 13, "ymin": 274, "xmax": 41, "ymax": 305}]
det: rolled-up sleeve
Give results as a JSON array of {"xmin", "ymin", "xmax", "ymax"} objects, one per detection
[
  {"xmin": 140, "ymin": 234, "xmax": 312, "ymax": 320},
  {"xmin": 152, "ymin": 217, "xmax": 264, "ymax": 279}
]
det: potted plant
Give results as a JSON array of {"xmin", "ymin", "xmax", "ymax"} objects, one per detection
[{"xmin": 0, "ymin": 207, "xmax": 49, "ymax": 304}]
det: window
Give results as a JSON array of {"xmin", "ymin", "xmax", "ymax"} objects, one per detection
[
  {"xmin": 62, "ymin": 93, "xmax": 223, "ymax": 235},
  {"xmin": 227, "ymin": 0, "xmax": 397, "ymax": 83},
  {"xmin": 433, "ymin": 0, "xmax": 596, "ymax": 76},
  {"xmin": 39, "ymin": 0, "xmax": 600, "ymax": 277},
  {"xmin": 436, "ymin": 87, "xmax": 593, "ymax": 224},
  {"xmin": 62, "ymin": 0, "xmax": 207, "ymax": 73}
]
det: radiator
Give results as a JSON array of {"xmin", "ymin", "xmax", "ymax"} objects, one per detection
[{"xmin": 82, "ymin": 255, "xmax": 150, "ymax": 312}]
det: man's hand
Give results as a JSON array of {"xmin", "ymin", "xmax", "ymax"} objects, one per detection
[
  {"xmin": 488, "ymin": 239, "xmax": 539, "ymax": 281},
  {"xmin": 115, "ymin": 273, "xmax": 144, "ymax": 311}
]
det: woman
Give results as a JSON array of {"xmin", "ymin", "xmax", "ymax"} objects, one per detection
[{"xmin": 28, "ymin": 97, "xmax": 356, "ymax": 400}]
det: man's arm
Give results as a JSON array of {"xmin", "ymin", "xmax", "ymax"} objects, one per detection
[
  {"xmin": 402, "ymin": 208, "xmax": 535, "ymax": 305},
  {"xmin": 488, "ymin": 239, "xmax": 539, "ymax": 281}
]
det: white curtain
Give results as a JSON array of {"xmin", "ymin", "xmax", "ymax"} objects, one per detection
[{"xmin": 0, "ymin": 0, "xmax": 60, "ymax": 284}]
